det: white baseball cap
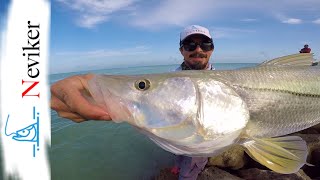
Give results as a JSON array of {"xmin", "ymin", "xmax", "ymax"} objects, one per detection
[{"xmin": 180, "ymin": 25, "xmax": 212, "ymax": 43}]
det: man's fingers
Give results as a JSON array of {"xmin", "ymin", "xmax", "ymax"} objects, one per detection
[
  {"xmin": 50, "ymin": 74, "xmax": 112, "ymax": 121},
  {"xmin": 57, "ymin": 111, "xmax": 86, "ymax": 123},
  {"xmin": 51, "ymin": 95, "xmax": 69, "ymax": 112},
  {"xmin": 61, "ymin": 88, "xmax": 110, "ymax": 120},
  {"xmin": 62, "ymin": 76, "xmax": 111, "ymax": 120},
  {"xmin": 52, "ymin": 92, "xmax": 111, "ymax": 120}
]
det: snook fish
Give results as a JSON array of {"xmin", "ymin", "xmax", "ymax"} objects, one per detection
[{"xmin": 88, "ymin": 53, "xmax": 320, "ymax": 174}]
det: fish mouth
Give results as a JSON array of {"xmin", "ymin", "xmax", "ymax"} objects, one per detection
[
  {"xmin": 88, "ymin": 76, "xmax": 134, "ymax": 123},
  {"xmin": 101, "ymin": 89, "xmax": 135, "ymax": 123}
]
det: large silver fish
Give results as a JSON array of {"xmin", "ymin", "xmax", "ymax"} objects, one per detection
[{"xmin": 88, "ymin": 53, "xmax": 320, "ymax": 174}]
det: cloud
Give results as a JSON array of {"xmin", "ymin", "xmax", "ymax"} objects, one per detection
[
  {"xmin": 129, "ymin": 0, "xmax": 319, "ymax": 29},
  {"xmin": 313, "ymin": 18, "xmax": 320, "ymax": 24},
  {"xmin": 274, "ymin": 13, "xmax": 303, "ymax": 24},
  {"xmin": 50, "ymin": 45, "xmax": 152, "ymax": 73},
  {"xmin": 240, "ymin": 18, "xmax": 258, "ymax": 22},
  {"xmin": 210, "ymin": 27, "xmax": 256, "ymax": 39},
  {"xmin": 77, "ymin": 14, "xmax": 109, "ymax": 28},
  {"xmin": 55, "ymin": 46, "xmax": 150, "ymax": 58},
  {"xmin": 282, "ymin": 18, "xmax": 302, "ymax": 24},
  {"xmin": 56, "ymin": 0, "xmax": 320, "ymax": 29},
  {"xmin": 50, "ymin": 44, "xmax": 180, "ymax": 73},
  {"xmin": 56, "ymin": 0, "xmax": 139, "ymax": 28},
  {"xmin": 130, "ymin": 0, "xmax": 218, "ymax": 28}
]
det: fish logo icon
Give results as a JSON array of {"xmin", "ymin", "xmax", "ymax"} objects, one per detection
[{"xmin": 5, "ymin": 106, "xmax": 40, "ymax": 157}]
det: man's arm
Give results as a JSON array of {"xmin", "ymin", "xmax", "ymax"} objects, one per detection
[{"xmin": 50, "ymin": 74, "xmax": 111, "ymax": 122}]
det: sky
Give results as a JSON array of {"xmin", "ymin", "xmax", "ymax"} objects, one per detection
[{"xmin": 2, "ymin": 0, "xmax": 320, "ymax": 73}]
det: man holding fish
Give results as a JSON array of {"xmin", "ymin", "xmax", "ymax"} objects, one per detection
[
  {"xmin": 51, "ymin": 24, "xmax": 320, "ymax": 179},
  {"xmin": 51, "ymin": 25, "xmax": 215, "ymax": 180}
]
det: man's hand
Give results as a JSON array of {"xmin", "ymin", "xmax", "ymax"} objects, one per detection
[{"xmin": 50, "ymin": 74, "xmax": 111, "ymax": 122}]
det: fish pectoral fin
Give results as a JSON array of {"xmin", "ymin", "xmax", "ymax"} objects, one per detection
[{"xmin": 242, "ymin": 136, "xmax": 308, "ymax": 174}]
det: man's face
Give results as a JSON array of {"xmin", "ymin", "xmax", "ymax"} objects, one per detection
[{"xmin": 180, "ymin": 34, "xmax": 214, "ymax": 70}]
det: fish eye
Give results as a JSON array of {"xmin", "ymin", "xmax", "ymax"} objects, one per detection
[{"xmin": 135, "ymin": 79, "xmax": 151, "ymax": 91}]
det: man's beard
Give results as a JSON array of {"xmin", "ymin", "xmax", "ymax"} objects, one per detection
[
  {"xmin": 190, "ymin": 52, "xmax": 207, "ymax": 58},
  {"xmin": 185, "ymin": 53, "xmax": 208, "ymax": 70}
]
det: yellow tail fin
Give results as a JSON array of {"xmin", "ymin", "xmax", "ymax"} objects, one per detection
[{"xmin": 242, "ymin": 136, "xmax": 309, "ymax": 174}]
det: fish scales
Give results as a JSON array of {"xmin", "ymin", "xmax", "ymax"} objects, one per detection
[{"xmin": 213, "ymin": 66, "xmax": 320, "ymax": 137}]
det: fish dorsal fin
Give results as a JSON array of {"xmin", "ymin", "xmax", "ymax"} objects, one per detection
[
  {"xmin": 242, "ymin": 136, "xmax": 309, "ymax": 174},
  {"xmin": 259, "ymin": 53, "xmax": 314, "ymax": 67}
]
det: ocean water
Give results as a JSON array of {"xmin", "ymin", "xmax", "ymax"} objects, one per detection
[{"xmin": 50, "ymin": 63, "xmax": 257, "ymax": 180}]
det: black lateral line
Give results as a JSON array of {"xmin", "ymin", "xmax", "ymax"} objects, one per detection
[{"xmin": 235, "ymin": 85, "xmax": 320, "ymax": 98}]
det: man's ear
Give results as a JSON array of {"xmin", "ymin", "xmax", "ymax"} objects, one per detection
[{"xmin": 179, "ymin": 47, "xmax": 183, "ymax": 55}]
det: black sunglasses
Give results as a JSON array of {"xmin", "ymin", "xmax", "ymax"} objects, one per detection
[{"xmin": 181, "ymin": 41, "xmax": 214, "ymax": 52}]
